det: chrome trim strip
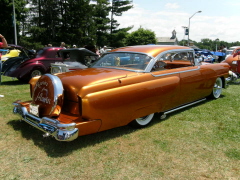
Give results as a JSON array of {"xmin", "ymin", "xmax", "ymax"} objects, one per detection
[
  {"xmin": 151, "ymin": 66, "xmax": 200, "ymax": 77},
  {"xmin": 163, "ymin": 98, "xmax": 206, "ymax": 115},
  {"xmin": 94, "ymin": 66, "xmax": 145, "ymax": 73},
  {"xmin": 13, "ymin": 103, "xmax": 78, "ymax": 141},
  {"xmin": 103, "ymin": 51, "xmax": 150, "ymax": 56}
]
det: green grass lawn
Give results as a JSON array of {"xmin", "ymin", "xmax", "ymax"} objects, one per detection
[{"xmin": 0, "ymin": 76, "xmax": 239, "ymax": 179}]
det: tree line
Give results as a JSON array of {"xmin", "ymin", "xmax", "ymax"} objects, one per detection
[
  {"xmin": 179, "ymin": 38, "xmax": 240, "ymax": 50},
  {"xmin": 1, "ymin": 0, "xmax": 143, "ymax": 49},
  {"xmin": 1, "ymin": 0, "xmax": 239, "ymax": 51}
]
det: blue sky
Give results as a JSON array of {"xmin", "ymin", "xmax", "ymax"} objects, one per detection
[{"xmin": 115, "ymin": 0, "xmax": 240, "ymax": 43}]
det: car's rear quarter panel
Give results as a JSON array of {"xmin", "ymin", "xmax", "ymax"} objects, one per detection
[{"xmin": 80, "ymin": 73, "xmax": 181, "ymax": 131}]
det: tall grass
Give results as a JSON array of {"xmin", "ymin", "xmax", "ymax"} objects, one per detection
[{"xmin": 0, "ymin": 76, "xmax": 239, "ymax": 179}]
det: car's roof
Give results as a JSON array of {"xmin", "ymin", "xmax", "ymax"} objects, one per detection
[
  {"xmin": 229, "ymin": 46, "xmax": 240, "ymax": 50},
  {"xmin": 59, "ymin": 48, "xmax": 98, "ymax": 56},
  {"xmin": 110, "ymin": 45, "xmax": 192, "ymax": 57}
]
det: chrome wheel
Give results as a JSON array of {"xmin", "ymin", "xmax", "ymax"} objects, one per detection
[
  {"xmin": 31, "ymin": 69, "xmax": 42, "ymax": 77},
  {"xmin": 211, "ymin": 77, "xmax": 223, "ymax": 99},
  {"xmin": 130, "ymin": 113, "xmax": 154, "ymax": 128}
]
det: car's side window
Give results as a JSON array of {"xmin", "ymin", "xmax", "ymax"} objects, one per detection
[{"xmin": 151, "ymin": 51, "xmax": 194, "ymax": 72}]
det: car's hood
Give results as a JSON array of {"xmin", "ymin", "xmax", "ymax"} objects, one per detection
[{"xmin": 56, "ymin": 68, "xmax": 138, "ymax": 101}]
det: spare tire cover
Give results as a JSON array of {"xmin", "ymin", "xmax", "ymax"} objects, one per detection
[{"xmin": 32, "ymin": 74, "xmax": 64, "ymax": 117}]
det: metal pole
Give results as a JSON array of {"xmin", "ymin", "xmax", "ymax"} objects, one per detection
[
  {"xmin": 187, "ymin": 18, "xmax": 191, "ymax": 46},
  {"xmin": 187, "ymin": 11, "xmax": 201, "ymax": 46},
  {"xmin": 13, "ymin": 0, "xmax": 17, "ymax": 45},
  {"xmin": 215, "ymin": 38, "xmax": 219, "ymax": 51},
  {"xmin": 182, "ymin": 26, "xmax": 187, "ymax": 46}
]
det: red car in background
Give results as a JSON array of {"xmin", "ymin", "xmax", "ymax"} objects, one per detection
[
  {"xmin": 222, "ymin": 47, "xmax": 240, "ymax": 83},
  {"xmin": 2, "ymin": 47, "xmax": 63, "ymax": 82}
]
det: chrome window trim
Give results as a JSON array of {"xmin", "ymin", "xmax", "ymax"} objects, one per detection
[
  {"xmin": 94, "ymin": 49, "xmax": 196, "ymax": 74},
  {"xmin": 94, "ymin": 66, "xmax": 145, "ymax": 73},
  {"xmin": 150, "ymin": 66, "xmax": 200, "ymax": 77},
  {"xmin": 144, "ymin": 49, "xmax": 195, "ymax": 73}
]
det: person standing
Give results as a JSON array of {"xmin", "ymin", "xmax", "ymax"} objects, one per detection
[
  {"xmin": 100, "ymin": 46, "xmax": 107, "ymax": 55},
  {"xmin": 60, "ymin": 42, "xmax": 66, "ymax": 49},
  {"xmin": 0, "ymin": 34, "xmax": 8, "ymax": 86},
  {"xmin": 0, "ymin": 34, "xmax": 8, "ymax": 48},
  {"xmin": 222, "ymin": 45, "xmax": 227, "ymax": 60}
]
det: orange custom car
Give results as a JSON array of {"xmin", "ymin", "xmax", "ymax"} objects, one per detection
[
  {"xmin": 13, "ymin": 45, "xmax": 230, "ymax": 141},
  {"xmin": 222, "ymin": 47, "xmax": 240, "ymax": 83}
]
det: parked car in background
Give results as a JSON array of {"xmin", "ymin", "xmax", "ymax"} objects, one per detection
[
  {"xmin": 0, "ymin": 49, "xmax": 8, "ymax": 83},
  {"xmin": 1, "ymin": 44, "xmax": 32, "ymax": 62},
  {"xmin": 222, "ymin": 47, "xmax": 240, "ymax": 83},
  {"xmin": 225, "ymin": 46, "xmax": 240, "ymax": 60},
  {"xmin": 2, "ymin": 47, "xmax": 63, "ymax": 82},
  {"xmin": 51, "ymin": 48, "xmax": 98, "ymax": 74},
  {"xmin": 1, "ymin": 49, "xmax": 21, "ymax": 62},
  {"xmin": 13, "ymin": 45, "xmax": 230, "ymax": 141},
  {"xmin": 0, "ymin": 49, "xmax": 8, "ymax": 55}
]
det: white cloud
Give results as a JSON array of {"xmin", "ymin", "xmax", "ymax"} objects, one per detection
[
  {"xmin": 164, "ymin": 3, "xmax": 180, "ymax": 9},
  {"xmin": 114, "ymin": 1, "xmax": 240, "ymax": 43}
]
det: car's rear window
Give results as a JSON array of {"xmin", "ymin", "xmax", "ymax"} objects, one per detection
[{"xmin": 36, "ymin": 49, "xmax": 44, "ymax": 57}]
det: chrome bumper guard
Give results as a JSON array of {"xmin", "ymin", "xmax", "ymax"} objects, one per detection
[{"xmin": 13, "ymin": 103, "xmax": 78, "ymax": 141}]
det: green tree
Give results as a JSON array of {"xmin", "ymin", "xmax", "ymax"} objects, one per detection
[
  {"xmin": 26, "ymin": 0, "xmax": 97, "ymax": 47},
  {"xmin": 111, "ymin": 27, "xmax": 132, "ymax": 47},
  {"xmin": 62, "ymin": 0, "xmax": 96, "ymax": 46},
  {"xmin": 126, "ymin": 27, "xmax": 157, "ymax": 46},
  {"xmin": 22, "ymin": 0, "xmax": 62, "ymax": 48},
  {"xmin": 0, "ymin": 0, "xmax": 28, "ymax": 44},
  {"xmin": 91, "ymin": 0, "xmax": 111, "ymax": 48},
  {"xmin": 110, "ymin": 0, "xmax": 133, "ymax": 47},
  {"xmin": 0, "ymin": 0, "xmax": 133, "ymax": 49}
]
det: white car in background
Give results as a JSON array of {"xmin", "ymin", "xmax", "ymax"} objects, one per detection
[
  {"xmin": 51, "ymin": 48, "xmax": 98, "ymax": 74},
  {"xmin": 225, "ymin": 46, "xmax": 240, "ymax": 59}
]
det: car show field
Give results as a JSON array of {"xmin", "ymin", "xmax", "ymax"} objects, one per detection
[
  {"xmin": 1, "ymin": 0, "xmax": 240, "ymax": 179},
  {"xmin": 0, "ymin": 75, "xmax": 239, "ymax": 179},
  {"xmin": 0, "ymin": 45, "xmax": 239, "ymax": 179}
]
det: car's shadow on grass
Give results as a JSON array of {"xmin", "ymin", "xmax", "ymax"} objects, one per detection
[
  {"xmin": 228, "ymin": 82, "xmax": 240, "ymax": 86},
  {"xmin": 7, "ymin": 114, "xmax": 170, "ymax": 158},
  {"xmin": 7, "ymin": 119, "xmax": 141, "ymax": 157},
  {"xmin": 7, "ymin": 96, "xmax": 224, "ymax": 157},
  {"xmin": 0, "ymin": 79, "xmax": 27, "ymax": 85}
]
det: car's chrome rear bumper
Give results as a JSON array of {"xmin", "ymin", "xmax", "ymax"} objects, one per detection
[{"xmin": 13, "ymin": 102, "xmax": 78, "ymax": 141}]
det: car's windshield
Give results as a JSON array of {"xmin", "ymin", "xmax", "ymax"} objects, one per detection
[{"xmin": 92, "ymin": 52, "xmax": 151, "ymax": 71}]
